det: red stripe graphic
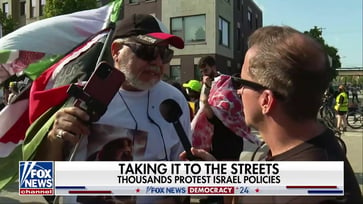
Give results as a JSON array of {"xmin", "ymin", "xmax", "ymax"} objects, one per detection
[
  {"xmin": 286, "ymin": 186, "xmax": 337, "ymax": 189},
  {"xmin": 68, "ymin": 190, "xmax": 112, "ymax": 194}
]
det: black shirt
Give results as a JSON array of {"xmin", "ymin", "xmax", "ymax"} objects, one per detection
[
  {"xmin": 208, "ymin": 115, "xmax": 244, "ymax": 161},
  {"xmin": 240, "ymin": 128, "xmax": 362, "ymax": 204}
]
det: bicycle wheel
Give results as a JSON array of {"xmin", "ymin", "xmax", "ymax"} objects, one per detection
[
  {"xmin": 326, "ymin": 108, "xmax": 336, "ymax": 121},
  {"xmin": 320, "ymin": 106, "xmax": 336, "ymax": 128},
  {"xmin": 346, "ymin": 110, "xmax": 363, "ymax": 129}
]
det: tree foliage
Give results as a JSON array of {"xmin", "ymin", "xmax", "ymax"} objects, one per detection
[
  {"xmin": 44, "ymin": 0, "xmax": 98, "ymax": 18},
  {"xmin": 0, "ymin": 9, "xmax": 17, "ymax": 36},
  {"xmin": 304, "ymin": 26, "xmax": 341, "ymax": 78}
]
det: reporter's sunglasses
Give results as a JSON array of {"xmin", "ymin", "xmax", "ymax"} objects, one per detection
[
  {"xmin": 231, "ymin": 77, "xmax": 285, "ymax": 100},
  {"xmin": 123, "ymin": 42, "xmax": 174, "ymax": 64}
]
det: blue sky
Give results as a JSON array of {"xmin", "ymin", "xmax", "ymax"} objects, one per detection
[{"xmin": 254, "ymin": 0, "xmax": 362, "ymax": 68}]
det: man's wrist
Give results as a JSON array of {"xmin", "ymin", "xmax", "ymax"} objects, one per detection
[{"xmin": 201, "ymin": 84, "xmax": 210, "ymax": 95}]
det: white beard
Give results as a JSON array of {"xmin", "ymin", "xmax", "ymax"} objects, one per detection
[{"xmin": 119, "ymin": 64, "xmax": 160, "ymax": 91}]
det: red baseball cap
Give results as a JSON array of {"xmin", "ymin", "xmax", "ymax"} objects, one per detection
[{"xmin": 112, "ymin": 14, "xmax": 184, "ymax": 49}]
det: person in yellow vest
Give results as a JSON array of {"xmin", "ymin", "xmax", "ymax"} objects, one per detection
[
  {"xmin": 334, "ymin": 84, "xmax": 349, "ymax": 132},
  {"xmin": 182, "ymin": 79, "xmax": 202, "ymax": 117},
  {"xmin": 7, "ymin": 81, "xmax": 19, "ymax": 104}
]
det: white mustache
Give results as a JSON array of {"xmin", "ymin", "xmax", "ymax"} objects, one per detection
[{"xmin": 145, "ymin": 66, "xmax": 161, "ymax": 73}]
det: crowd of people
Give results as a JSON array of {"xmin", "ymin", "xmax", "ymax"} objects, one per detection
[{"xmin": 1, "ymin": 13, "xmax": 362, "ymax": 204}]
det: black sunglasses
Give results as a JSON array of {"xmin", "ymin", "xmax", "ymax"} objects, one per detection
[
  {"xmin": 123, "ymin": 42, "xmax": 174, "ymax": 64},
  {"xmin": 231, "ymin": 77, "xmax": 284, "ymax": 99},
  {"xmin": 232, "ymin": 77, "xmax": 268, "ymax": 91}
]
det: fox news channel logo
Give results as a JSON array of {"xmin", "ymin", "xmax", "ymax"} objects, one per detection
[{"xmin": 19, "ymin": 161, "xmax": 54, "ymax": 195}]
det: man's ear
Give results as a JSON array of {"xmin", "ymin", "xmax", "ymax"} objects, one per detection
[
  {"xmin": 260, "ymin": 90, "xmax": 275, "ymax": 114},
  {"xmin": 111, "ymin": 41, "xmax": 122, "ymax": 61}
]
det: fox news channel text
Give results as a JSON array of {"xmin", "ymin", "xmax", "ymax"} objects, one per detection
[{"xmin": 19, "ymin": 161, "xmax": 344, "ymax": 196}]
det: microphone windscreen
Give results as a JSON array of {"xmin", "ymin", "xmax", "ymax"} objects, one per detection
[{"xmin": 159, "ymin": 99, "xmax": 182, "ymax": 123}]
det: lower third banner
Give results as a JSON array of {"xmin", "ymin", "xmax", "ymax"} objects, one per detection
[{"xmin": 19, "ymin": 161, "xmax": 344, "ymax": 196}]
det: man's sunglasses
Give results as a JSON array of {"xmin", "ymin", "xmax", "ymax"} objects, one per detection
[
  {"xmin": 231, "ymin": 77, "xmax": 284, "ymax": 99},
  {"xmin": 123, "ymin": 42, "xmax": 174, "ymax": 64}
]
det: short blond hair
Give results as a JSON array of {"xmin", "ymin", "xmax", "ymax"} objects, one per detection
[{"xmin": 247, "ymin": 26, "xmax": 333, "ymax": 121}]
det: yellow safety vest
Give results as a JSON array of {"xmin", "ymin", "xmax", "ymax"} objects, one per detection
[
  {"xmin": 188, "ymin": 101, "xmax": 196, "ymax": 115},
  {"xmin": 334, "ymin": 92, "xmax": 348, "ymax": 112}
]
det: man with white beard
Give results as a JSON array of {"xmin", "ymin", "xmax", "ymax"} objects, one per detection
[{"xmin": 36, "ymin": 14, "xmax": 191, "ymax": 204}]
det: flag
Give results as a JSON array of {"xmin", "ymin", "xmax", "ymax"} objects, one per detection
[
  {"xmin": 191, "ymin": 75, "xmax": 260, "ymax": 151},
  {"xmin": 0, "ymin": 31, "xmax": 108, "ymax": 189},
  {"xmin": 0, "ymin": 0, "xmax": 121, "ymax": 84},
  {"xmin": 28, "ymin": 32, "xmax": 107, "ymax": 123},
  {"xmin": 0, "ymin": 4, "xmax": 112, "ymax": 55},
  {"xmin": 0, "ymin": 0, "xmax": 124, "ymax": 190},
  {"xmin": 0, "ymin": 100, "xmax": 29, "ymax": 157},
  {"xmin": 0, "ymin": 50, "xmax": 47, "ymax": 84},
  {"xmin": 0, "ymin": 30, "xmax": 108, "ymax": 190},
  {"xmin": 0, "ymin": 0, "xmax": 122, "ymax": 156}
]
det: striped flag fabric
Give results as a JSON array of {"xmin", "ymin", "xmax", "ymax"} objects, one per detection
[
  {"xmin": 0, "ymin": 4, "xmax": 112, "ymax": 55},
  {"xmin": 28, "ymin": 32, "xmax": 107, "ymax": 123},
  {"xmin": 0, "ymin": 32, "xmax": 103, "ymax": 158},
  {"xmin": 0, "ymin": 31, "xmax": 107, "ymax": 190},
  {"xmin": 0, "ymin": 1, "xmax": 120, "ymax": 84},
  {"xmin": 0, "ymin": 0, "xmax": 123, "ymax": 190},
  {"xmin": 0, "ymin": 50, "xmax": 47, "ymax": 84},
  {"xmin": 0, "ymin": 0, "xmax": 122, "ymax": 156}
]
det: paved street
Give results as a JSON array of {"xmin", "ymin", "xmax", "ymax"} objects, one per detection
[
  {"xmin": 343, "ymin": 127, "xmax": 363, "ymax": 192},
  {"xmin": 345, "ymin": 90, "xmax": 363, "ymax": 193}
]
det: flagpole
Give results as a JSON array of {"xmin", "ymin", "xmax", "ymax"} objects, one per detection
[
  {"xmin": 96, "ymin": 0, "xmax": 124, "ymax": 65},
  {"xmin": 95, "ymin": 22, "xmax": 116, "ymax": 65},
  {"xmin": 66, "ymin": 0, "xmax": 123, "ymax": 162},
  {"xmin": 53, "ymin": 1, "xmax": 123, "ymax": 203}
]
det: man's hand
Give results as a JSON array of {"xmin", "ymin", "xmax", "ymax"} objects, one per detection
[
  {"xmin": 35, "ymin": 106, "xmax": 91, "ymax": 161},
  {"xmin": 202, "ymin": 76, "xmax": 212, "ymax": 88},
  {"xmin": 49, "ymin": 107, "xmax": 91, "ymax": 145}
]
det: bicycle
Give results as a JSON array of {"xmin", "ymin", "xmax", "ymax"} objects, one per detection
[
  {"xmin": 317, "ymin": 95, "xmax": 347, "ymax": 154},
  {"xmin": 318, "ymin": 94, "xmax": 336, "ymax": 130},
  {"xmin": 346, "ymin": 104, "xmax": 363, "ymax": 129}
]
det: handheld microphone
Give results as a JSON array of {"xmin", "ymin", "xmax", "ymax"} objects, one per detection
[{"xmin": 160, "ymin": 99, "xmax": 199, "ymax": 161}]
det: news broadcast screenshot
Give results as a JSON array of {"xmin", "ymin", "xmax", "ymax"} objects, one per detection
[{"xmin": 1, "ymin": 0, "xmax": 362, "ymax": 204}]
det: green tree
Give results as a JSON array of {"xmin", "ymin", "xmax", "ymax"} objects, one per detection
[
  {"xmin": 0, "ymin": 9, "xmax": 17, "ymax": 36},
  {"xmin": 44, "ymin": 0, "xmax": 98, "ymax": 18},
  {"xmin": 304, "ymin": 26, "xmax": 341, "ymax": 78}
]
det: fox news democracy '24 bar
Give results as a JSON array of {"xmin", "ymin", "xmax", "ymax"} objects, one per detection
[{"xmin": 19, "ymin": 161, "xmax": 344, "ymax": 196}]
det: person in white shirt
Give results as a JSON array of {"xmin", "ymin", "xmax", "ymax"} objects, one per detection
[{"xmin": 36, "ymin": 14, "xmax": 191, "ymax": 204}]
